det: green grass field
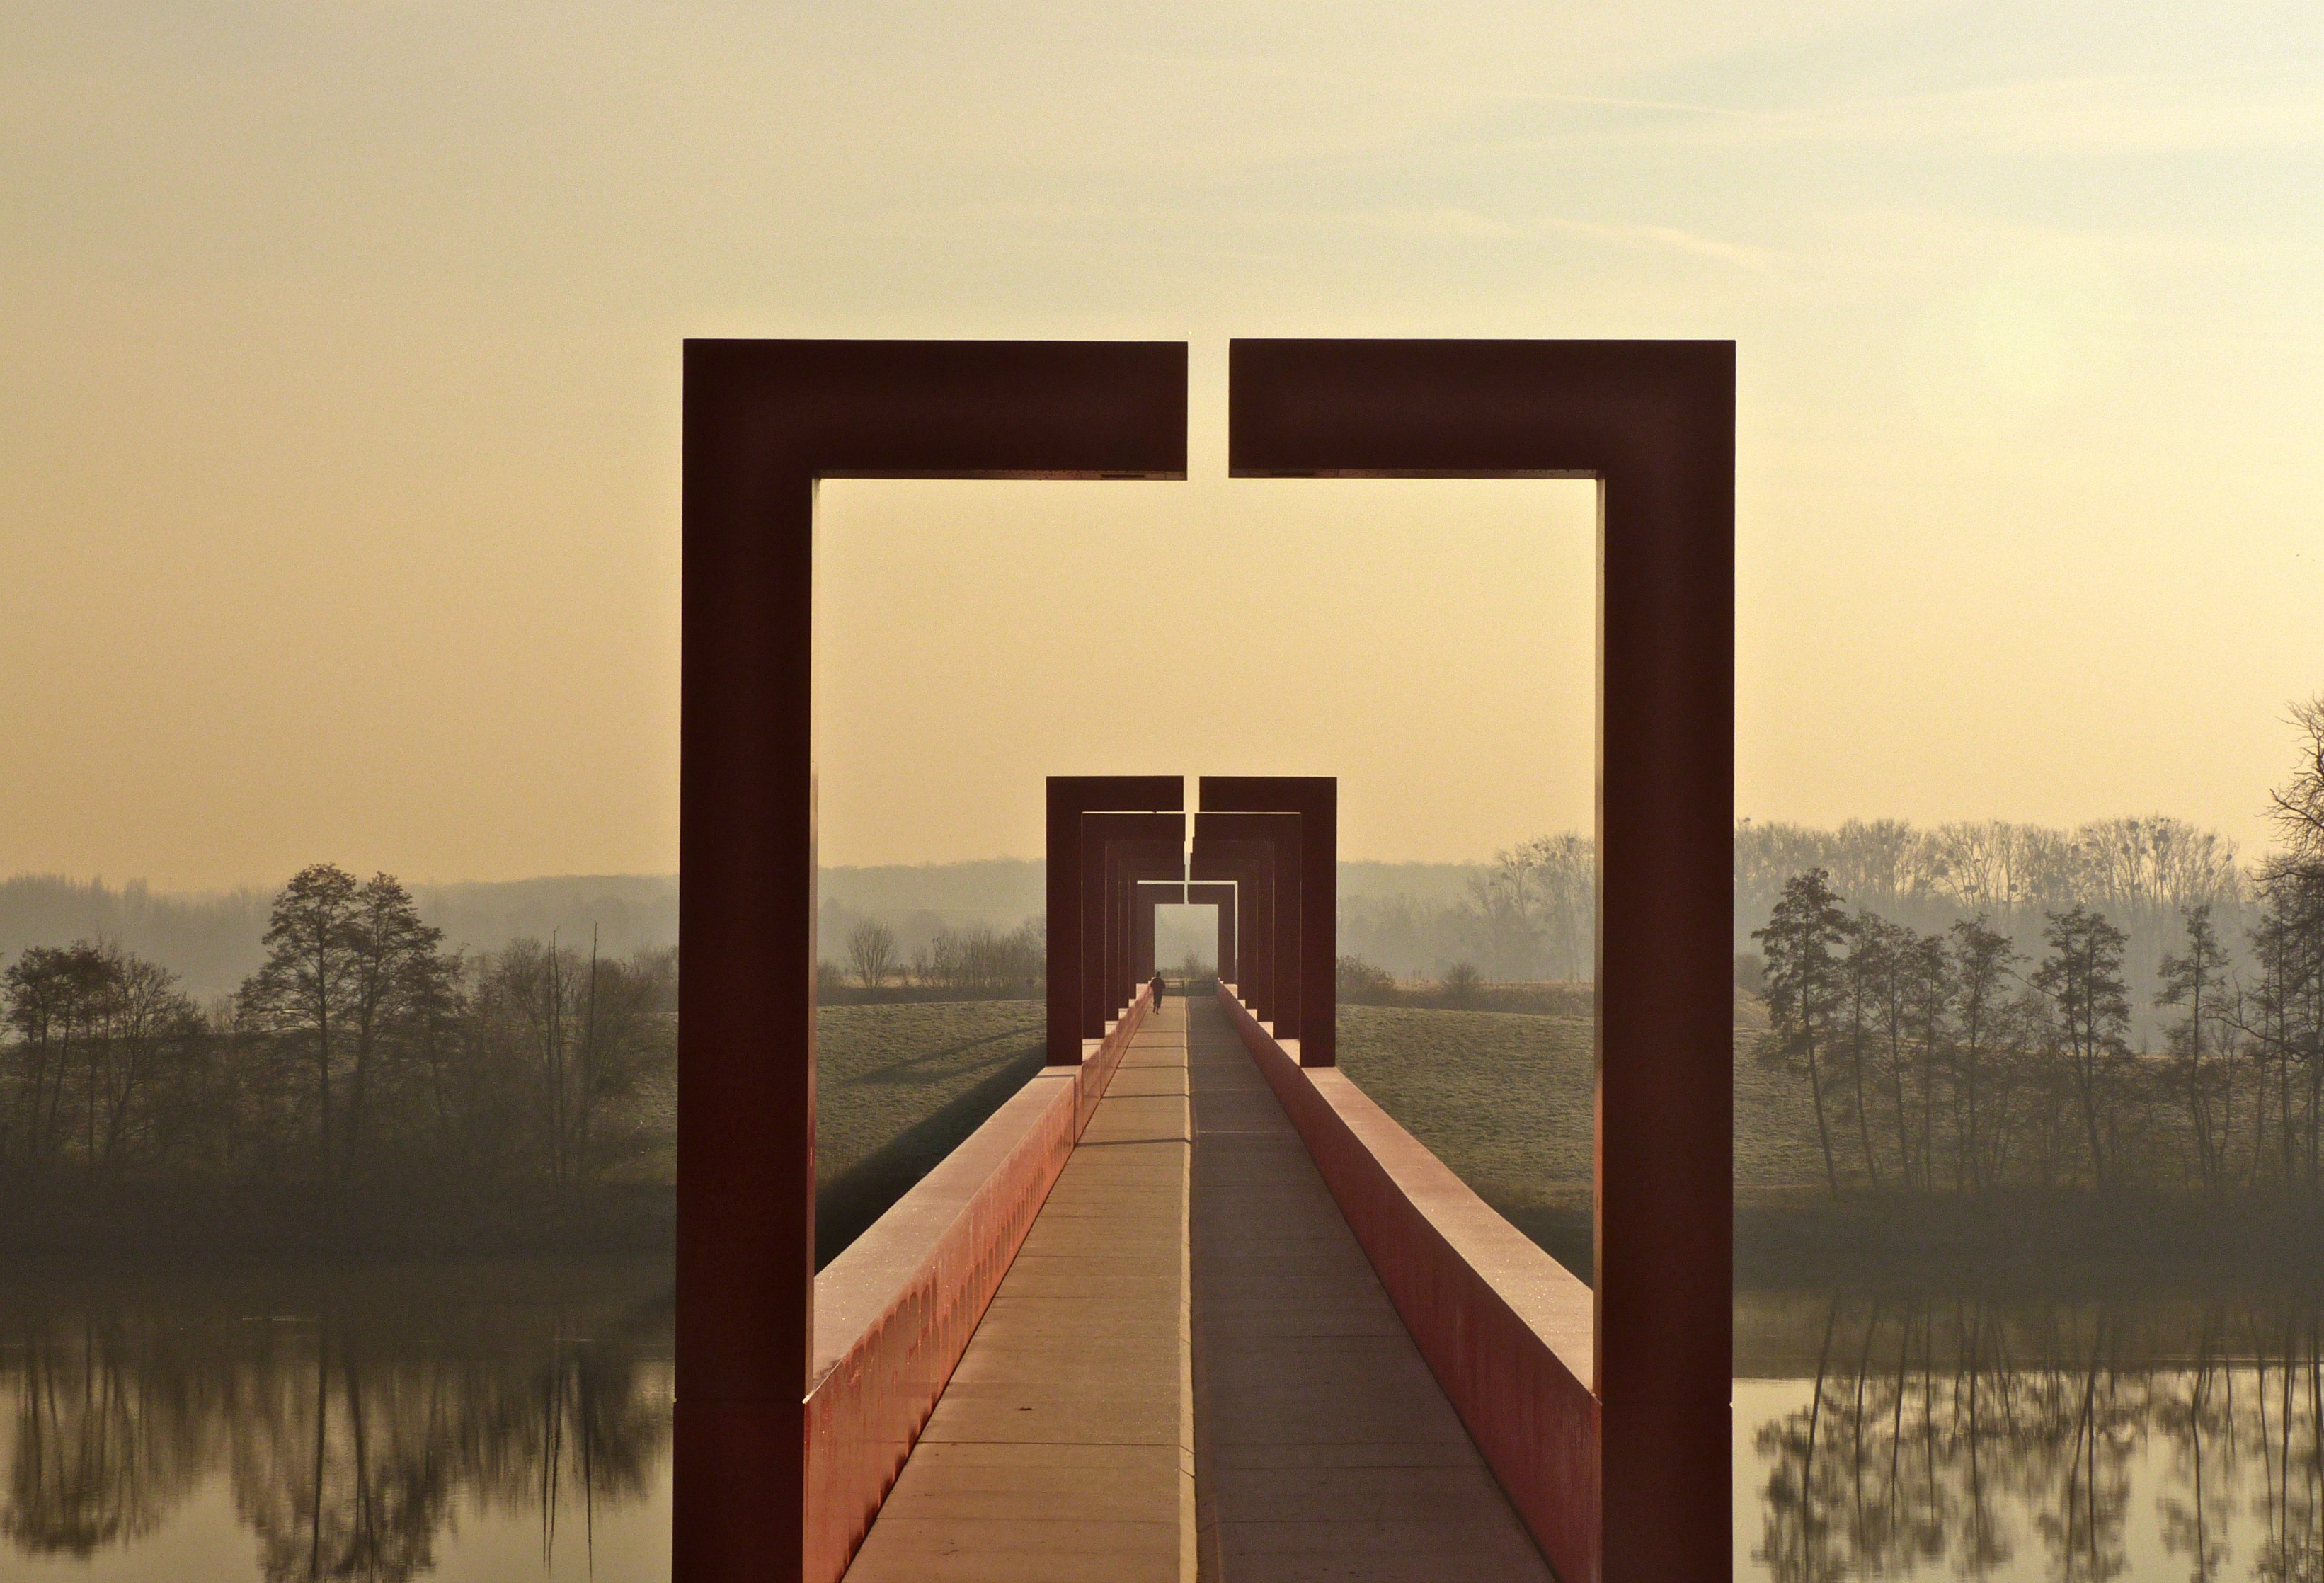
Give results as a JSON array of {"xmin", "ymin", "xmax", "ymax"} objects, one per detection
[
  {"xmin": 1336, "ymin": 995, "xmax": 1824, "ymax": 1275},
  {"xmin": 814, "ymin": 999, "xmax": 1046, "ymax": 1263}
]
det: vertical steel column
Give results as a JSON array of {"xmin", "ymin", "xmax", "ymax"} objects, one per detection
[
  {"xmin": 682, "ymin": 342, "xmax": 1184, "ymax": 1583},
  {"xmin": 1186, "ymin": 880, "xmax": 1237, "ymax": 981},
  {"xmin": 1195, "ymin": 813, "xmax": 1303, "ymax": 1039},
  {"xmin": 1201, "ymin": 777, "xmax": 1337, "ymax": 1065},
  {"xmin": 1046, "ymin": 777, "xmax": 1184, "ymax": 1065},
  {"xmin": 1228, "ymin": 338, "xmax": 1735, "ymax": 1583},
  {"xmin": 1082, "ymin": 813, "xmax": 1184, "ymax": 1038},
  {"xmin": 1192, "ymin": 845, "xmax": 1273, "ymax": 1019}
]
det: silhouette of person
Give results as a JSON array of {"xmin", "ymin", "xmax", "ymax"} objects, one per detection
[{"xmin": 1150, "ymin": 970, "xmax": 1166, "ymax": 1007}]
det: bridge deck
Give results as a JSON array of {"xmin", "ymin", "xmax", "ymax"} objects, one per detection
[{"xmin": 842, "ymin": 994, "xmax": 1551, "ymax": 1582}]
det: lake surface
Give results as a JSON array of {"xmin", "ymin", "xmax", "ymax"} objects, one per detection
[
  {"xmin": 0, "ymin": 1259, "xmax": 672, "ymax": 1582},
  {"xmin": 1736, "ymin": 1289, "xmax": 2324, "ymax": 1582},
  {"xmin": 8, "ymin": 1265, "xmax": 2320, "ymax": 1580}
]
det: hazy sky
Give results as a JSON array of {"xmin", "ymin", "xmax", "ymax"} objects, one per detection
[{"xmin": 4, "ymin": 3, "xmax": 2320, "ymax": 886}]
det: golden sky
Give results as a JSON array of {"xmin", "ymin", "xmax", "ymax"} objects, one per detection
[{"xmin": 4, "ymin": 4, "xmax": 2320, "ymax": 885}]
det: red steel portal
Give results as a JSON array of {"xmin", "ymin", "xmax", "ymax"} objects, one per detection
[
  {"xmin": 1230, "ymin": 338, "xmax": 1735, "ymax": 1582},
  {"xmin": 680, "ymin": 338, "xmax": 1732, "ymax": 1582},
  {"xmin": 679, "ymin": 343, "xmax": 1186, "ymax": 1580},
  {"xmin": 1045, "ymin": 776, "xmax": 1181, "ymax": 1064}
]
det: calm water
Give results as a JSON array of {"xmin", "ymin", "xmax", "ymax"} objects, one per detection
[
  {"xmin": 9, "ymin": 1267, "xmax": 2320, "ymax": 1580},
  {"xmin": 1736, "ymin": 1291, "xmax": 2324, "ymax": 1582},
  {"xmin": 0, "ymin": 1259, "xmax": 672, "ymax": 1582}
]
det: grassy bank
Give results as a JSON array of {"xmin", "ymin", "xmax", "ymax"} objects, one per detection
[
  {"xmin": 1337, "ymin": 998, "xmax": 2324, "ymax": 1288},
  {"xmin": 4, "ymin": 999, "xmax": 1046, "ymax": 1264}
]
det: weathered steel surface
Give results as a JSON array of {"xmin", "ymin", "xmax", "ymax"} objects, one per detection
[
  {"xmin": 1133, "ymin": 879, "xmax": 1189, "ymax": 981},
  {"xmin": 1184, "ymin": 880, "xmax": 1236, "ymax": 980},
  {"xmin": 1219, "ymin": 985, "xmax": 1598, "ymax": 1580},
  {"xmin": 1084, "ymin": 817, "xmax": 1183, "ymax": 1036},
  {"xmin": 1046, "ymin": 777, "xmax": 1184, "ymax": 1065},
  {"xmin": 1199, "ymin": 778, "xmax": 1337, "ymax": 1065},
  {"xmin": 1193, "ymin": 813, "xmax": 1302, "ymax": 1038},
  {"xmin": 1111, "ymin": 847, "xmax": 1183, "ymax": 1009},
  {"xmin": 1229, "ymin": 338, "xmax": 1734, "ymax": 1582},
  {"xmin": 805, "ymin": 984, "xmax": 1156, "ymax": 1582},
  {"xmin": 682, "ymin": 340, "xmax": 1184, "ymax": 1582},
  {"xmin": 1189, "ymin": 845, "xmax": 1272, "ymax": 1019}
]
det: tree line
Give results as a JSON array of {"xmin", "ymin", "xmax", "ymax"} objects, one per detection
[
  {"xmin": 0, "ymin": 862, "xmax": 674, "ymax": 1196},
  {"xmin": 1756, "ymin": 695, "xmax": 2324, "ymax": 1200},
  {"xmin": 830, "ymin": 916, "xmax": 1043, "ymax": 998}
]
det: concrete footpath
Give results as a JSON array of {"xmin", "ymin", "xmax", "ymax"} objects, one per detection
[
  {"xmin": 844, "ymin": 990, "xmax": 1552, "ymax": 1581},
  {"xmin": 842, "ymin": 999, "xmax": 1196, "ymax": 1582}
]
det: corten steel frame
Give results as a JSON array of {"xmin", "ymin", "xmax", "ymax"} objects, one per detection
[
  {"xmin": 1109, "ymin": 843, "xmax": 1184, "ymax": 1013},
  {"xmin": 1191, "ymin": 843, "xmax": 1274, "ymax": 1017},
  {"xmin": 1131, "ymin": 879, "xmax": 1186, "ymax": 981},
  {"xmin": 680, "ymin": 343, "xmax": 1185, "ymax": 1582},
  {"xmin": 1046, "ymin": 777, "xmax": 1183, "ymax": 1065},
  {"xmin": 1202, "ymin": 777, "xmax": 1339, "ymax": 1064},
  {"xmin": 1187, "ymin": 881, "xmax": 1237, "ymax": 979},
  {"xmin": 1082, "ymin": 813, "xmax": 1186, "ymax": 1036},
  {"xmin": 1230, "ymin": 339, "xmax": 1734, "ymax": 1582},
  {"xmin": 1137, "ymin": 879, "xmax": 1235, "ymax": 979},
  {"xmin": 1194, "ymin": 812, "xmax": 1304, "ymax": 1036}
]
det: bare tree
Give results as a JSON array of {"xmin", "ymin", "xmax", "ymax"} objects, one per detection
[
  {"xmin": 846, "ymin": 919, "xmax": 898, "ymax": 990},
  {"xmin": 2267, "ymin": 692, "xmax": 2324, "ymax": 863}
]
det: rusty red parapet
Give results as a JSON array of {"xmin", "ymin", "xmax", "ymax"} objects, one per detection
[
  {"xmin": 802, "ymin": 981, "xmax": 1155, "ymax": 1583},
  {"xmin": 1219, "ymin": 984, "xmax": 1599, "ymax": 1580}
]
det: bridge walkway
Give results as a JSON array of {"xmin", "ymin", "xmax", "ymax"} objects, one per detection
[{"xmin": 841, "ymin": 993, "xmax": 1551, "ymax": 1582}]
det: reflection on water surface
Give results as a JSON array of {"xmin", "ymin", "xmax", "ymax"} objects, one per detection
[
  {"xmin": 0, "ymin": 1259, "xmax": 672, "ymax": 1581},
  {"xmin": 15, "ymin": 1269, "xmax": 2324, "ymax": 1580},
  {"xmin": 1741, "ymin": 1291, "xmax": 2324, "ymax": 1582}
]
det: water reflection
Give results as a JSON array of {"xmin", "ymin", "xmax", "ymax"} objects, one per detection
[
  {"xmin": 0, "ymin": 1262, "xmax": 672, "ymax": 1581},
  {"xmin": 1745, "ymin": 1291, "xmax": 2324, "ymax": 1582}
]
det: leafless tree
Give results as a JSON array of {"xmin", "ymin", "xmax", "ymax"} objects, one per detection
[{"xmin": 846, "ymin": 919, "xmax": 898, "ymax": 990}]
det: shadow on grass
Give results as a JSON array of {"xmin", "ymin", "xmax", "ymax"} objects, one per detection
[{"xmin": 816, "ymin": 1042, "xmax": 1047, "ymax": 1269}]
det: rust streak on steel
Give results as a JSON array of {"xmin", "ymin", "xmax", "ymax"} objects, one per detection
[
  {"xmin": 1200, "ymin": 777, "xmax": 1337, "ymax": 1065},
  {"xmin": 682, "ymin": 341, "xmax": 1184, "ymax": 1583},
  {"xmin": 1229, "ymin": 337, "xmax": 1734, "ymax": 1583},
  {"xmin": 1047, "ymin": 778, "xmax": 1182, "ymax": 1065}
]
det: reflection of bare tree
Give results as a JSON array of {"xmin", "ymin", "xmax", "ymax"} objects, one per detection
[
  {"xmin": 1, "ymin": 1315, "xmax": 212, "ymax": 1555},
  {"xmin": 1, "ymin": 1284, "xmax": 672, "ymax": 1578},
  {"xmin": 1751, "ymin": 1294, "xmax": 2324, "ymax": 1582}
]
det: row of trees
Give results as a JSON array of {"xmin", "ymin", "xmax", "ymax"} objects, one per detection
[
  {"xmin": 0, "ymin": 864, "xmax": 674, "ymax": 1191},
  {"xmin": 839, "ymin": 917, "xmax": 1043, "ymax": 995},
  {"xmin": 1757, "ymin": 697, "xmax": 2324, "ymax": 1199}
]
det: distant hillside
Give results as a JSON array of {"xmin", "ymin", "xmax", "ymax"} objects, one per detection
[{"xmin": 1, "ymin": 858, "xmax": 1501, "ymax": 998}]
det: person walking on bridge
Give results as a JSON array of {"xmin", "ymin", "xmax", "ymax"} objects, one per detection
[{"xmin": 1149, "ymin": 969, "xmax": 1166, "ymax": 1009}]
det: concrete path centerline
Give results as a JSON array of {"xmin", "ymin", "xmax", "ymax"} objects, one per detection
[
  {"xmin": 842, "ymin": 999, "xmax": 1197, "ymax": 1583},
  {"xmin": 1186, "ymin": 992, "xmax": 1555, "ymax": 1582}
]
